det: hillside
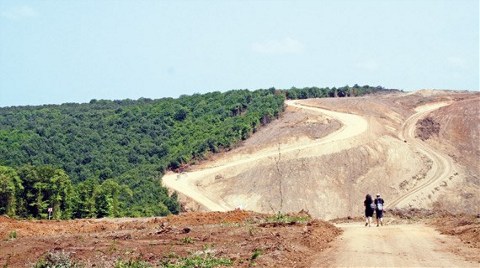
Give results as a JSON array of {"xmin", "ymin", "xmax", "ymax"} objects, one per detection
[
  {"xmin": 164, "ymin": 90, "xmax": 479, "ymax": 219},
  {"xmin": 0, "ymin": 86, "xmax": 390, "ymax": 219},
  {"xmin": 0, "ymin": 89, "xmax": 284, "ymax": 218}
]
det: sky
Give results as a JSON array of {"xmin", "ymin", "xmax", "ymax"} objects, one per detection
[{"xmin": 0, "ymin": 0, "xmax": 478, "ymax": 107}]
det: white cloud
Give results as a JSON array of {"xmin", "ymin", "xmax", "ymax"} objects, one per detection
[
  {"xmin": 251, "ymin": 37, "xmax": 304, "ymax": 54},
  {"xmin": 1, "ymin": 5, "xmax": 38, "ymax": 20}
]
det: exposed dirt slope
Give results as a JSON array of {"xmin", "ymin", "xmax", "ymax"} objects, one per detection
[
  {"xmin": 163, "ymin": 101, "xmax": 371, "ymax": 218},
  {"xmin": 426, "ymin": 97, "xmax": 480, "ymax": 214},
  {"xmin": 389, "ymin": 101, "xmax": 455, "ymax": 208},
  {"xmin": 164, "ymin": 90, "xmax": 479, "ymax": 219}
]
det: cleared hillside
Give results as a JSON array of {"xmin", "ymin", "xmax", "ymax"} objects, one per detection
[{"xmin": 165, "ymin": 90, "xmax": 480, "ymax": 219}]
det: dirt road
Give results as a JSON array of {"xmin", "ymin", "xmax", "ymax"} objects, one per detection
[
  {"xmin": 312, "ymin": 223, "xmax": 476, "ymax": 267},
  {"xmin": 163, "ymin": 98, "xmax": 462, "ymax": 213},
  {"xmin": 389, "ymin": 102, "xmax": 455, "ymax": 208},
  {"xmin": 162, "ymin": 100, "xmax": 368, "ymax": 211}
]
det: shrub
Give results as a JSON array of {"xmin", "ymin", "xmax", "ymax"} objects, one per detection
[
  {"xmin": 115, "ymin": 259, "xmax": 152, "ymax": 268},
  {"xmin": 267, "ymin": 212, "xmax": 310, "ymax": 223},
  {"xmin": 34, "ymin": 250, "xmax": 82, "ymax": 268},
  {"xmin": 8, "ymin": 230, "xmax": 17, "ymax": 240},
  {"xmin": 160, "ymin": 253, "xmax": 232, "ymax": 268}
]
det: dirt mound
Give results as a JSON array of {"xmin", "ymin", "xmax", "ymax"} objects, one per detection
[
  {"xmin": 163, "ymin": 209, "xmax": 264, "ymax": 225},
  {"xmin": 416, "ymin": 117, "xmax": 440, "ymax": 140},
  {"xmin": 0, "ymin": 217, "xmax": 119, "ymax": 238},
  {"xmin": 0, "ymin": 211, "xmax": 341, "ymax": 267},
  {"xmin": 430, "ymin": 213, "xmax": 480, "ymax": 262},
  {"xmin": 432, "ymin": 214, "xmax": 480, "ymax": 246}
]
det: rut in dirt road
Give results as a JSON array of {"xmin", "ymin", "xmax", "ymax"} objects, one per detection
[
  {"xmin": 389, "ymin": 102, "xmax": 455, "ymax": 209},
  {"xmin": 312, "ymin": 223, "xmax": 476, "ymax": 267}
]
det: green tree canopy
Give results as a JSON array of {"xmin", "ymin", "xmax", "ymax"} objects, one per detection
[{"xmin": 0, "ymin": 166, "xmax": 23, "ymax": 216}]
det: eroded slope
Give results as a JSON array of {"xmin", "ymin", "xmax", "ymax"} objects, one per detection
[{"xmin": 165, "ymin": 91, "xmax": 479, "ymax": 219}]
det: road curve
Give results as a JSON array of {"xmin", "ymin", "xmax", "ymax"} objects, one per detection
[
  {"xmin": 162, "ymin": 100, "xmax": 368, "ymax": 211},
  {"xmin": 389, "ymin": 102, "xmax": 454, "ymax": 208}
]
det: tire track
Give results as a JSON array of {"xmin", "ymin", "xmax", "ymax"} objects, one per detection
[{"xmin": 389, "ymin": 102, "xmax": 454, "ymax": 208}]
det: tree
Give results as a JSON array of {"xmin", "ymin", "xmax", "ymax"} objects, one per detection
[
  {"xmin": 17, "ymin": 165, "xmax": 74, "ymax": 219},
  {"xmin": 95, "ymin": 179, "xmax": 132, "ymax": 218},
  {"xmin": 73, "ymin": 178, "xmax": 99, "ymax": 218},
  {"xmin": 162, "ymin": 191, "xmax": 181, "ymax": 214},
  {"xmin": 49, "ymin": 168, "xmax": 74, "ymax": 219},
  {"xmin": 0, "ymin": 166, "xmax": 23, "ymax": 216}
]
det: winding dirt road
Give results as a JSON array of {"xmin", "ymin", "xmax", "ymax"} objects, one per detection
[
  {"xmin": 312, "ymin": 101, "xmax": 476, "ymax": 267},
  {"xmin": 312, "ymin": 223, "xmax": 476, "ymax": 267},
  {"xmin": 162, "ymin": 98, "xmax": 476, "ymax": 267},
  {"xmin": 162, "ymin": 100, "xmax": 368, "ymax": 211},
  {"xmin": 163, "ymin": 100, "xmax": 456, "ymax": 211},
  {"xmin": 389, "ymin": 102, "xmax": 455, "ymax": 208}
]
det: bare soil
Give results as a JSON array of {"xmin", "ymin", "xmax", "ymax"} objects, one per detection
[
  {"xmin": 0, "ymin": 211, "xmax": 341, "ymax": 267},
  {"xmin": 313, "ymin": 221, "xmax": 478, "ymax": 267},
  {"xmin": 165, "ymin": 90, "xmax": 479, "ymax": 219},
  {"xmin": 2, "ymin": 210, "xmax": 477, "ymax": 267},
  {"xmin": 325, "ymin": 209, "xmax": 480, "ymax": 266}
]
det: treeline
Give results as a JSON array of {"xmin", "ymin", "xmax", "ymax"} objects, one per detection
[
  {"xmin": 0, "ymin": 89, "xmax": 285, "ymax": 218},
  {"xmin": 283, "ymin": 84, "xmax": 398, "ymax": 99},
  {"xmin": 0, "ymin": 165, "xmax": 160, "ymax": 219}
]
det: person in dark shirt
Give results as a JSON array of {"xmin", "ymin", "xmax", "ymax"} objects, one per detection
[
  {"xmin": 364, "ymin": 194, "xmax": 374, "ymax": 227},
  {"xmin": 374, "ymin": 193, "xmax": 385, "ymax": 227}
]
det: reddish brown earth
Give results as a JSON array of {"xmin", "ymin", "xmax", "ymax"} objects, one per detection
[
  {"xmin": 0, "ymin": 211, "xmax": 341, "ymax": 267},
  {"xmin": 389, "ymin": 208, "xmax": 480, "ymax": 254},
  {"xmin": 1, "ymin": 210, "xmax": 478, "ymax": 267},
  {"xmin": 432, "ymin": 214, "xmax": 480, "ymax": 251}
]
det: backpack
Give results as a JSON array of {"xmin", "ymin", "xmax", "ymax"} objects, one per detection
[{"xmin": 376, "ymin": 199, "xmax": 383, "ymax": 210}]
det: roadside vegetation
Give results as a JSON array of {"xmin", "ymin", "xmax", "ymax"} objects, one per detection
[{"xmin": 0, "ymin": 86, "xmax": 390, "ymax": 219}]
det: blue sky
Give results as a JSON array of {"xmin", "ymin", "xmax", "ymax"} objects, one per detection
[{"xmin": 0, "ymin": 0, "xmax": 478, "ymax": 107}]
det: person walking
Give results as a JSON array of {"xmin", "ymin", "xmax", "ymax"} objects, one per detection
[
  {"xmin": 374, "ymin": 193, "xmax": 385, "ymax": 227},
  {"xmin": 364, "ymin": 194, "xmax": 374, "ymax": 227}
]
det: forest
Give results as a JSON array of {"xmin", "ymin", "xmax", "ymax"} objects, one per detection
[{"xmin": 0, "ymin": 86, "xmax": 390, "ymax": 219}]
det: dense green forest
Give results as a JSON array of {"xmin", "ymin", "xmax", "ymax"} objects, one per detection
[
  {"xmin": 0, "ymin": 86, "xmax": 391, "ymax": 219},
  {"xmin": 0, "ymin": 89, "xmax": 284, "ymax": 218}
]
